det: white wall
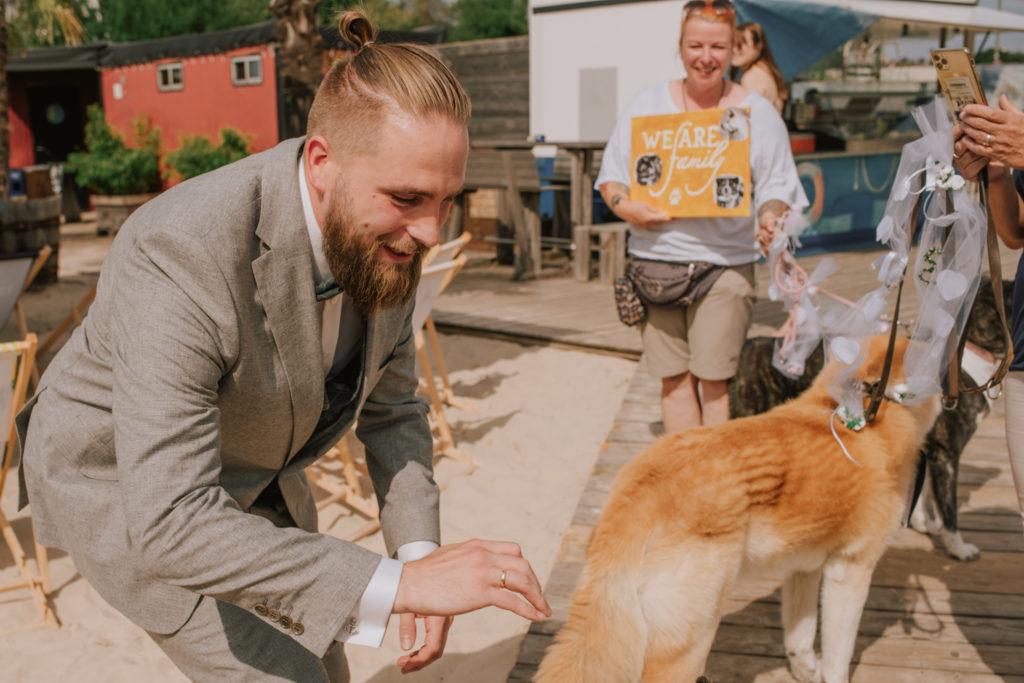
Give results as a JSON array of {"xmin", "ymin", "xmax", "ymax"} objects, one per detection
[{"xmin": 529, "ymin": 0, "xmax": 686, "ymax": 142}]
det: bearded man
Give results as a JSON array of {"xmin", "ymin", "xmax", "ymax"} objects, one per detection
[{"xmin": 14, "ymin": 11, "xmax": 549, "ymax": 682}]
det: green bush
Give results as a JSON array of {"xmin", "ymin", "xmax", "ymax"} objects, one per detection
[
  {"xmin": 66, "ymin": 105, "xmax": 162, "ymax": 195},
  {"xmin": 167, "ymin": 128, "xmax": 251, "ymax": 181}
]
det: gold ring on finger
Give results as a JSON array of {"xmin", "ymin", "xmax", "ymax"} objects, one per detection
[
  {"xmin": 499, "ymin": 570, "xmax": 507, "ymax": 589},
  {"xmin": 985, "ymin": 133, "xmax": 993, "ymax": 147}
]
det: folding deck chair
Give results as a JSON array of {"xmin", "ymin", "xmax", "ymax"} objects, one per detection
[
  {"xmin": 419, "ymin": 232, "xmax": 472, "ymax": 408},
  {"xmin": 305, "ymin": 432, "xmax": 382, "ymax": 542},
  {"xmin": 413, "ymin": 252, "xmax": 475, "ymax": 467},
  {"xmin": 0, "ymin": 245, "xmax": 96, "ymax": 384},
  {"xmin": 0, "ymin": 247, "xmax": 51, "ymax": 339},
  {"xmin": 36, "ymin": 285, "xmax": 96, "ymax": 364},
  {"xmin": 0, "ymin": 334, "xmax": 58, "ymax": 627}
]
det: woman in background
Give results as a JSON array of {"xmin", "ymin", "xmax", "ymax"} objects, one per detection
[{"xmin": 732, "ymin": 22, "xmax": 788, "ymax": 113}]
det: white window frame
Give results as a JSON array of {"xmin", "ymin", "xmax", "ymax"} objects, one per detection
[
  {"xmin": 157, "ymin": 63, "xmax": 184, "ymax": 92},
  {"xmin": 231, "ymin": 55, "xmax": 263, "ymax": 86}
]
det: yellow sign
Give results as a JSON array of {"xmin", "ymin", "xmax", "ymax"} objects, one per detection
[{"xmin": 630, "ymin": 108, "xmax": 752, "ymax": 218}]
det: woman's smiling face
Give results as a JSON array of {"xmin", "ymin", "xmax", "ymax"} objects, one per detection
[{"xmin": 680, "ymin": 17, "xmax": 735, "ymax": 89}]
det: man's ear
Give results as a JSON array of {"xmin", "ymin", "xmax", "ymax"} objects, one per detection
[{"xmin": 305, "ymin": 134, "xmax": 333, "ymax": 197}]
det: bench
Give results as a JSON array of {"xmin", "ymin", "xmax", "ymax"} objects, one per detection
[{"xmin": 573, "ymin": 222, "xmax": 629, "ymax": 283}]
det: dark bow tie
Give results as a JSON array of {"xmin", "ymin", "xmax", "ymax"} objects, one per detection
[{"xmin": 314, "ymin": 278, "xmax": 342, "ymax": 302}]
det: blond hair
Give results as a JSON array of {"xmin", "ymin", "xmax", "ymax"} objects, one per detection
[
  {"xmin": 306, "ymin": 10, "xmax": 470, "ymax": 150},
  {"xmin": 679, "ymin": 0, "xmax": 737, "ymax": 38}
]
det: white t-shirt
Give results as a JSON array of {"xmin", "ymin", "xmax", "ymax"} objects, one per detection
[{"xmin": 596, "ymin": 80, "xmax": 808, "ymax": 265}]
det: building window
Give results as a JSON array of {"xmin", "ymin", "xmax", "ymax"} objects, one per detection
[
  {"xmin": 232, "ymin": 55, "xmax": 263, "ymax": 86},
  {"xmin": 157, "ymin": 63, "xmax": 184, "ymax": 92}
]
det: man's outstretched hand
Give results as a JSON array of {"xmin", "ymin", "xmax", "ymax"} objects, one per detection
[{"xmin": 391, "ymin": 539, "xmax": 551, "ymax": 674}]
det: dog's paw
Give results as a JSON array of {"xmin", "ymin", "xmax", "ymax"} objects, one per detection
[
  {"xmin": 788, "ymin": 651, "xmax": 822, "ymax": 683},
  {"xmin": 942, "ymin": 530, "xmax": 981, "ymax": 561}
]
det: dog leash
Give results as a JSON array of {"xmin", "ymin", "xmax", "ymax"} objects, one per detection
[
  {"xmin": 945, "ymin": 169, "xmax": 1014, "ymax": 409},
  {"xmin": 863, "ymin": 195, "xmax": 923, "ymax": 424}
]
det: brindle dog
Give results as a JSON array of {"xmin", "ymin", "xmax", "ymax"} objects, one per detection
[{"xmin": 729, "ymin": 278, "xmax": 1012, "ymax": 561}]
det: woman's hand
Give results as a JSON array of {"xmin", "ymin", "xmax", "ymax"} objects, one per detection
[
  {"xmin": 957, "ymin": 95, "xmax": 1024, "ymax": 171},
  {"xmin": 953, "ymin": 124, "xmax": 994, "ymax": 182},
  {"xmin": 613, "ymin": 199, "xmax": 671, "ymax": 229},
  {"xmin": 756, "ymin": 200, "xmax": 789, "ymax": 255}
]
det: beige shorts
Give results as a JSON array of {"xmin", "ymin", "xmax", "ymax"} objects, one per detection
[{"xmin": 641, "ymin": 262, "xmax": 756, "ymax": 381}]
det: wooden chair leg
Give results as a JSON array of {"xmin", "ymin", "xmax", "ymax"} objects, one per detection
[
  {"xmin": 35, "ymin": 541, "xmax": 51, "ymax": 594},
  {"xmin": 0, "ymin": 509, "xmax": 59, "ymax": 627},
  {"xmin": 38, "ymin": 286, "xmax": 97, "ymax": 359},
  {"xmin": 424, "ymin": 316, "xmax": 470, "ymax": 410},
  {"xmin": 416, "ymin": 334, "xmax": 477, "ymax": 469}
]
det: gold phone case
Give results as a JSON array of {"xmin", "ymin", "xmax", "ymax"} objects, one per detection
[{"xmin": 931, "ymin": 48, "xmax": 987, "ymax": 117}]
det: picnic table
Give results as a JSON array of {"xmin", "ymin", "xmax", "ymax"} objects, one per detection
[{"xmin": 462, "ymin": 140, "xmax": 606, "ymax": 281}]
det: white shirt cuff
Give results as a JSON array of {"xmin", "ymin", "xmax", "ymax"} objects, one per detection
[{"xmin": 335, "ymin": 541, "xmax": 439, "ymax": 647}]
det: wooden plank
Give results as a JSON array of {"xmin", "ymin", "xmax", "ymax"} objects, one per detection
[
  {"xmin": 728, "ymin": 580, "xmax": 1024, "ymax": 621},
  {"xmin": 703, "ymin": 652, "xmax": 1024, "ymax": 683},
  {"xmin": 711, "ymin": 624, "xmax": 1024, "ymax": 675}
]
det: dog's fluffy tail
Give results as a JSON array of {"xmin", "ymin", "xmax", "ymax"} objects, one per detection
[{"xmin": 535, "ymin": 528, "xmax": 649, "ymax": 682}]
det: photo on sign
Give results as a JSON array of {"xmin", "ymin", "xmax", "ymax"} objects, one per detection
[
  {"xmin": 715, "ymin": 175, "xmax": 744, "ymax": 209},
  {"xmin": 719, "ymin": 108, "xmax": 749, "ymax": 141},
  {"xmin": 635, "ymin": 154, "xmax": 663, "ymax": 186}
]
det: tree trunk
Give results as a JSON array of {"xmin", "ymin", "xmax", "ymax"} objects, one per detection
[
  {"xmin": 270, "ymin": 0, "xmax": 323, "ymax": 140},
  {"xmin": 1, "ymin": 0, "xmax": 9, "ymax": 203}
]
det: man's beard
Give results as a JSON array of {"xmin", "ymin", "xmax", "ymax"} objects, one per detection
[{"xmin": 321, "ymin": 192, "xmax": 423, "ymax": 316}]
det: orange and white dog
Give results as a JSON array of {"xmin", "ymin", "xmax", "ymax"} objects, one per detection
[{"xmin": 536, "ymin": 337, "xmax": 940, "ymax": 683}]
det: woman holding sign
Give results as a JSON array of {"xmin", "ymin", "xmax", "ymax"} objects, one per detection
[{"xmin": 597, "ymin": 0, "xmax": 807, "ymax": 433}]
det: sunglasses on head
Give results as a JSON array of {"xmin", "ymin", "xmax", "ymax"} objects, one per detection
[{"xmin": 684, "ymin": 0, "xmax": 736, "ymax": 20}]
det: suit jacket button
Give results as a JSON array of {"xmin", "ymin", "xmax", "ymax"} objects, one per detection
[
  {"xmin": 279, "ymin": 615, "xmax": 292, "ymax": 630},
  {"xmin": 267, "ymin": 608, "xmax": 280, "ymax": 622},
  {"xmin": 254, "ymin": 604, "xmax": 269, "ymax": 617},
  {"xmin": 291, "ymin": 622, "xmax": 305, "ymax": 636}
]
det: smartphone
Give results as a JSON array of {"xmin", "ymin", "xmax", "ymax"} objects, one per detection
[{"xmin": 931, "ymin": 48, "xmax": 988, "ymax": 117}]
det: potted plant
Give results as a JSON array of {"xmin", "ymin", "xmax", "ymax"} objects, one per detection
[
  {"xmin": 166, "ymin": 128, "xmax": 251, "ymax": 181},
  {"xmin": 66, "ymin": 105, "xmax": 161, "ymax": 235}
]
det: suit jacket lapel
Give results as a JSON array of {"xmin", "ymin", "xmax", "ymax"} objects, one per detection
[{"xmin": 251, "ymin": 138, "xmax": 325, "ymax": 457}]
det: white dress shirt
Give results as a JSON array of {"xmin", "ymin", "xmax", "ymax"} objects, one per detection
[{"xmin": 298, "ymin": 157, "xmax": 438, "ymax": 647}]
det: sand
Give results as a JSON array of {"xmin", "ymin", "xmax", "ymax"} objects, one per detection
[{"xmin": 0, "ymin": 240, "xmax": 637, "ymax": 683}]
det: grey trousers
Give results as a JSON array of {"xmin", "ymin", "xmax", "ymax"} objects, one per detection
[
  {"xmin": 1002, "ymin": 372, "xmax": 1024, "ymax": 530},
  {"xmin": 148, "ymin": 595, "xmax": 349, "ymax": 682}
]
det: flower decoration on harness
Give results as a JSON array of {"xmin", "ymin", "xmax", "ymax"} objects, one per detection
[{"xmin": 769, "ymin": 97, "xmax": 987, "ymax": 465}]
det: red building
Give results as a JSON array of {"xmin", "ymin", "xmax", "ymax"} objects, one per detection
[
  {"xmin": 7, "ymin": 22, "xmax": 444, "ymax": 180},
  {"xmin": 100, "ymin": 30, "xmax": 281, "ymax": 156}
]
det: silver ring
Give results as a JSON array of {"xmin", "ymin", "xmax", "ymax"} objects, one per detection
[{"xmin": 985, "ymin": 133, "xmax": 993, "ymax": 147}]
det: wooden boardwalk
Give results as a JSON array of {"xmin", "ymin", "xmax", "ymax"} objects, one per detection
[
  {"xmin": 435, "ymin": 244, "xmax": 1022, "ymax": 359},
  {"xmin": 508, "ymin": 362, "xmax": 1024, "ymax": 681}
]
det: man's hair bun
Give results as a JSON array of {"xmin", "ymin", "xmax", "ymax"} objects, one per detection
[{"xmin": 338, "ymin": 9, "xmax": 379, "ymax": 50}]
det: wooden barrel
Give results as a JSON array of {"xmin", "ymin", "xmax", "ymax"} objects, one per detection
[{"xmin": 1, "ymin": 195, "xmax": 62, "ymax": 285}]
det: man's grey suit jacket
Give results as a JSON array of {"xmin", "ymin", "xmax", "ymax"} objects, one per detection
[{"xmin": 16, "ymin": 137, "xmax": 439, "ymax": 658}]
